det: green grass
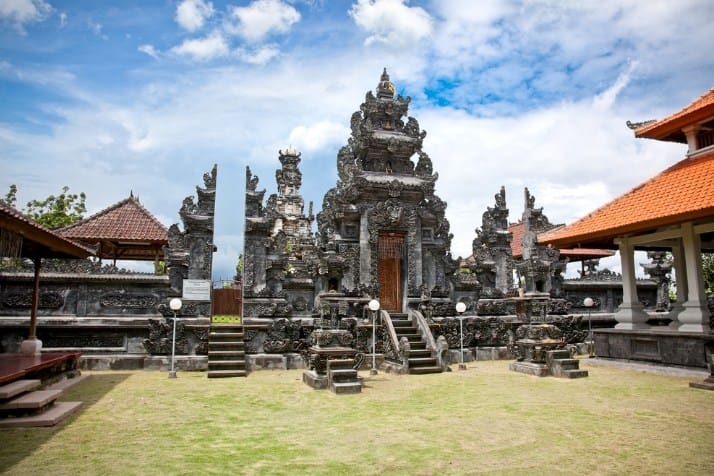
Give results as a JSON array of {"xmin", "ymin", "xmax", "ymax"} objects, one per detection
[
  {"xmin": 211, "ymin": 314, "xmax": 241, "ymax": 324},
  {"xmin": 1, "ymin": 361, "xmax": 713, "ymax": 475}
]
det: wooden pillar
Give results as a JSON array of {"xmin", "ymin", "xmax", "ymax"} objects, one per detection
[
  {"xmin": 614, "ymin": 237, "xmax": 650, "ymax": 329},
  {"xmin": 29, "ymin": 255, "xmax": 40, "ymax": 339},
  {"xmin": 20, "ymin": 254, "xmax": 43, "ymax": 354}
]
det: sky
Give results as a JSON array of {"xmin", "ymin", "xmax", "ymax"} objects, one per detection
[{"xmin": 1, "ymin": 0, "xmax": 713, "ymax": 282}]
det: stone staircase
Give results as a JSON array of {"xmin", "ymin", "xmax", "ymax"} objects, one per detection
[
  {"xmin": 390, "ymin": 313, "xmax": 442, "ymax": 375},
  {"xmin": 546, "ymin": 350, "xmax": 589, "ymax": 379},
  {"xmin": 0, "ymin": 375, "xmax": 87, "ymax": 428},
  {"xmin": 207, "ymin": 324, "xmax": 247, "ymax": 378},
  {"xmin": 326, "ymin": 359, "xmax": 362, "ymax": 394}
]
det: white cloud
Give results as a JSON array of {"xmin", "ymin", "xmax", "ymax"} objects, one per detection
[
  {"xmin": 175, "ymin": 0, "xmax": 214, "ymax": 32},
  {"xmin": 170, "ymin": 32, "xmax": 229, "ymax": 61},
  {"xmin": 0, "ymin": 0, "xmax": 52, "ymax": 33},
  {"xmin": 235, "ymin": 44, "xmax": 280, "ymax": 65},
  {"xmin": 416, "ymin": 74, "xmax": 685, "ymax": 258},
  {"xmin": 225, "ymin": 0, "xmax": 300, "ymax": 42},
  {"xmin": 349, "ymin": 0, "xmax": 433, "ymax": 48},
  {"xmin": 138, "ymin": 44, "xmax": 161, "ymax": 60},
  {"xmin": 288, "ymin": 121, "xmax": 349, "ymax": 153},
  {"xmin": 58, "ymin": 11, "xmax": 66, "ymax": 27}
]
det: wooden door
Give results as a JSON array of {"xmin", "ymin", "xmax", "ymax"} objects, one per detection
[{"xmin": 378, "ymin": 233, "xmax": 404, "ymax": 312}]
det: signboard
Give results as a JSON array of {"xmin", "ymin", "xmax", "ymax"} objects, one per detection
[{"xmin": 182, "ymin": 280, "xmax": 212, "ymax": 300}]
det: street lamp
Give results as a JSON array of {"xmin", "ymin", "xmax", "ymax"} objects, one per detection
[
  {"xmin": 368, "ymin": 299, "xmax": 380, "ymax": 375},
  {"xmin": 168, "ymin": 298, "xmax": 183, "ymax": 378},
  {"xmin": 455, "ymin": 301, "xmax": 467, "ymax": 370},
  {"xmin": 583, "ymin": 297, "xmax": 594, "ymax": 357}
]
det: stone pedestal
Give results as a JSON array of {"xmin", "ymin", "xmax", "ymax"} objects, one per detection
[{"xmin": 20, "ymin": 338, "xmax": 42, "ymax": 355}]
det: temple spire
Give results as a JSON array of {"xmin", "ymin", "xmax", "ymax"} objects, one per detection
[{"xmin": 376, "ymin": 67, "xmax": 395, "ymax": 99}]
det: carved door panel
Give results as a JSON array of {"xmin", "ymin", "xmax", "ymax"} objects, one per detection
[{"xmin": 378, "ymin": 233, "xmax": 404, "ymax": 312}]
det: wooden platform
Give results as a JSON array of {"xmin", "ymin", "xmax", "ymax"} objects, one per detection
[{"xmin": 0, "ymin": 352, "xmax": 81, "ymax": 385}]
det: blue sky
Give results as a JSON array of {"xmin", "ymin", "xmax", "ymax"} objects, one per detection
[{"xmin": 1, "ymin": 0, "xmax": 713, "ymax": 281}]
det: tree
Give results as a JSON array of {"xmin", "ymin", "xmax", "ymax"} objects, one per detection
[
  {"xmin": 2, "ymin": 184, "xmax": 17, "ymax": 207},
  {"xmin": 20, "ymin": 185, "xmax": 87, "ymax": 229},
  {"xmin": 235, "ymin": 254, "xmax": 244, "ymax": 279}
]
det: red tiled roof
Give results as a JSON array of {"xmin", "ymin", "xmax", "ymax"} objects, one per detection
[
  {"xmin": 635, "ymin": 88, "xmax": 714, "ymax": 142},
  {"xmin": 540, "ymin": 150, "xmax": 714, "ymax": 248},
  {"xmin": 58, "ymin": 195, "xmax": 167, "ymax": 243},
  {"xmin": 0, "ymin": 201, "xmax": 94, "ymax": 258}
]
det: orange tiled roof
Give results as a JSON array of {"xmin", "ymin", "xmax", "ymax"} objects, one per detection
[
  {"xmin": 58, "ymin": 195, "xmax": 167, "ymax": 243},
  {"xmin": 635, "ymin": 88, "xmax": 714, "ymax": 141},
  {"xmin": 539, "ymin": 150, "xmax": 714, "ymax": 248},
  {"xmin": 508, "ymin": 221, "xmax": 613, "ymax": 260}
]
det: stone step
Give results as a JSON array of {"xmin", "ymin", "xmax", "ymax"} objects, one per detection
[
  {"xmin": 0, "ymin": 379, "xmax": 41, "ymax": 400},
  {"xmin": 207, "ymin": 370, "xmax": 247, "ymax": 378},
  {"xmin": 327, "ymin": 359, "xmax": 356, "ymax": 371},
  {"xmin": 208, "ymin": 350, "xmax": 245, "ymax": 358},
  {"xmin": 208, "ymin": 360, "xmax": 246, "ymax": 369},
  {"xmin": 558, "ymin": 369, "xmax": 589, "ymax": 379},
  {"xmin": 409, "ymin": 366, "xmax": 443, "ymax": 375},
  {"xmin": 0, "ymin": 401, "xmax": 82, "ymax": 428},
  {"xmin": 208, "ymin": 341, "xmax": 245, "ymax": 350},
  {"xmin": 46, "ymin": 374, "xmax": 89, "ymax": 393},
  {"xmin": 210, "ymin": 325, "xmax": 243, "ymax": 332},
  {"xmin": 391, "ymin": 321, "xmax": 413, "ymax": 328},
  {"xmin": 409, "ymin": 349, "xmax": 432, "ymax": 358},
  {"xmin": 552, "ymin": 358, "xmax": 580, "ymax": 370},
  {"xmin": 0, "ymin": 389, "xmax": 63, "ymax": 411},
  {"xmin": 209, "ymin": 332, "xmax": 244, "ymax": 339},
  {"xmin": 329, "ymin": 369, "xmax": 358, "ymax": 382},
  {"xmin": 548, "ymin": 350, "xmax": 571, "ymax": 360},
  {"xmin": 408, "ymin": 357, "xmax": 438, "ymax": 367},
  {"xmin": 330, "ymin": 381, "xmax": 361, "ymax": 395},
  {"xmin": 408, "ymin": 342, "xmax": 427, "ymax": 350},
  {"xmin": 401, "ymin": 335, "xmax": 423, "ymax": 342}
]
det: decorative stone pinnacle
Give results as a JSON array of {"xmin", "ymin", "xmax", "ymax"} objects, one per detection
[{"xmin": 377, "ymin": 67, "xmax": 395, "ymax": 99}]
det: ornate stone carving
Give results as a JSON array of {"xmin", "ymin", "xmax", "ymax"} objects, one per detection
[
  {"xmin": 143, "ymin": 318, "xmax": 188, "ymax": 355},
  {"xmin": 100, "ymin": 293, "xmax": 157, "ymax": 308},
  {"xmin": 3, "ymin": 291, "xmax": 63, "ymax": 309}
]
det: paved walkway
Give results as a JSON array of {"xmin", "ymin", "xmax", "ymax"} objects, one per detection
[{"xmin": 582, "ymin": 357, "xmax": 708, "ymax": 378}]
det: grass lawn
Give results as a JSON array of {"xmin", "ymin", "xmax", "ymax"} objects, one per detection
[{"xmin": 1, "ymin": 360, "xmax": 712, "ymax": 475}]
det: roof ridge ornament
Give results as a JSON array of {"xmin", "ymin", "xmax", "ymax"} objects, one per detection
[{"xmin": 626, "ymin": 119, "xmax": 657, "ymax": 130}]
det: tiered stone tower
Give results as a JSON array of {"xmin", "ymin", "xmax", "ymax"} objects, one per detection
[
  {"xmin": 316, "ymin": 69, "xmax": 454, "ymax": 312},
  {"xmin": 243, "ymin": 148, "xmax": 316, "ymax": 318}
]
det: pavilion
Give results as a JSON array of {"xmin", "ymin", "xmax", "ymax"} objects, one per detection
[
  {"xmin": 0, "ymin": 201, "xmax": 94, "ymax": 354},
  {"xmin": 58, "ymin": 193, "xmax": 168, "ymax": 264},
  {"xmin": 540, "ymin": 88, "xmax": 714, "ymax": 368}
]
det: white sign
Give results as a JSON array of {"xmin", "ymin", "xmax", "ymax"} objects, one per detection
[{"xmin": 182, "ymin": 280, "xmax": 212, "ymax": 300}]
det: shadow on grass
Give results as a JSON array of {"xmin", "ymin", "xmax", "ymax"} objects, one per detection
[{"xmin": 0, "ymin": 372, "xmax": 132, "ymax": 472}]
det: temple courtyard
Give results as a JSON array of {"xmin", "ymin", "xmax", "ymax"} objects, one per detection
[{"xmin": 1, "ymin": 361, "xmax": 712, "ymax": 475}]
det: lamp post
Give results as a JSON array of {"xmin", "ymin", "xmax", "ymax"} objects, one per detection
[
  {"xmin": 368, "ymin": 299, "xmax": 380, "ymax": 375},
  {"xmin": 455, "ymin": 301, "xmax": 467, "ymax": 370},
  {"xmin": 168, "ymin": 298, "xmax": 183, "ymax": 378},
  {"xmin": 583, "ymin": 297, "xmax": 594, "ymax": 357}
]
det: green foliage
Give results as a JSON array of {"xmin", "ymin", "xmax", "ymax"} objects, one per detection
[
  {"xmin": 22, "ymin": 185, "xmax": 87, "ymax": 229},
  {"xmin": 154, "ymin": 260, "xmax": 166, "ymax": 275},
  {"xmin": 236, "ymin": 254, "xmax": 244, "ymax": 275},
  {"xmin": 2, "ymin": 184, "xmax": 17, "ymax": 207}
]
